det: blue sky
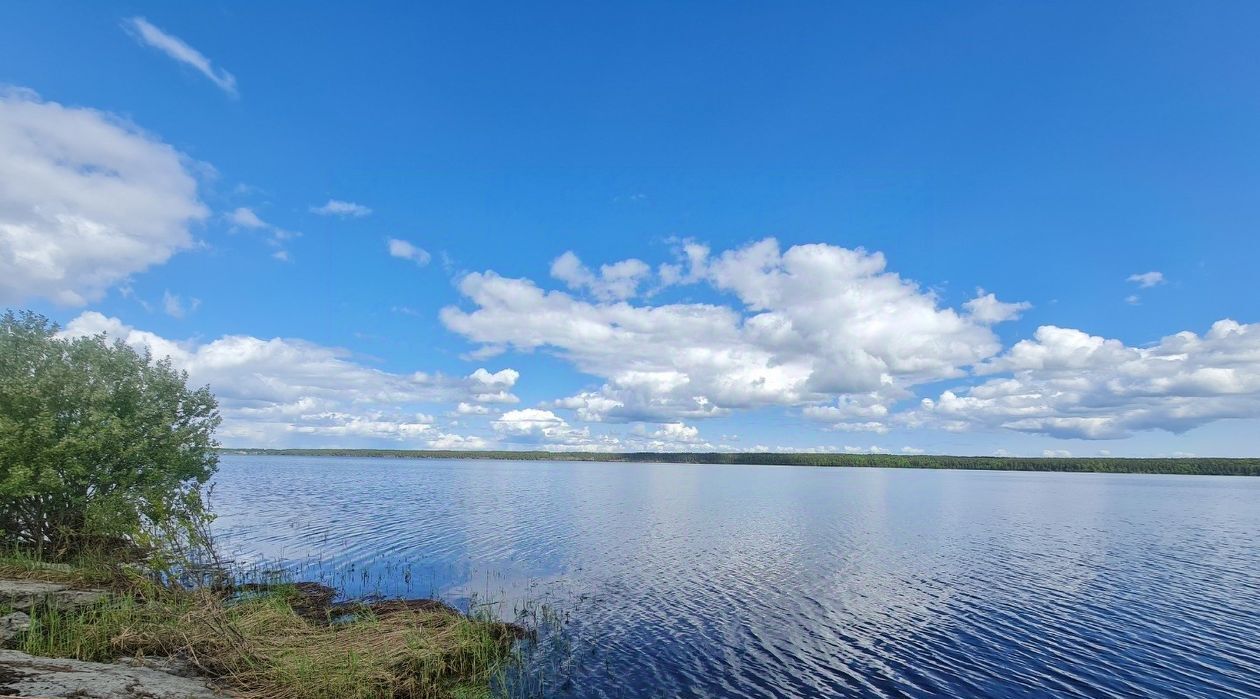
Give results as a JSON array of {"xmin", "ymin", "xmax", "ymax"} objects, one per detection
[{"xmin": 3, "ymin": 2, "xmax": 1259, "ymax": 456}]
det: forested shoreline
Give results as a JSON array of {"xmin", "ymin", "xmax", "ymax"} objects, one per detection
[{"xmin": 219, "ymin": 449, "xmax": 1260, "ymax": 476}]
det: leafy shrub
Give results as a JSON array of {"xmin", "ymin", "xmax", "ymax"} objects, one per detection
[{"xmin": 0, "ymin": 310, "xmax": 220, "ymax": 565}]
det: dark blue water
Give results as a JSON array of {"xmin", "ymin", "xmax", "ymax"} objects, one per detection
[{"xmin": 212, "ymin": 455, "xmax": 1260, "ymax": 698}]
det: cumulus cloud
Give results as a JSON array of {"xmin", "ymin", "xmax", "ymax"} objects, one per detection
[
  {"xmin": 488, "ymin": 409, "xmax": 711, "ymax": 451},
  {"xmin": 388, "ymin": 238, "xmax": 430, "ymax": 266},
  {"xmin": 964, "ymin": 290, "xmax": 1032, "ymax": 324},
  {"xmin": 443, "ymin": 238, "xmax": 1012, "ymax": 425},
  {"xmin": 551, "ymin": 251, "xmax": 652, "ymax": 301},
  {"xmin": 802, "ymin": 387, "xmax": 905, "ymax": 433},
  {"xmin": 0, "ymin": 89, "xmax": 207, "ymax": 305},
  {"xmin": 919, "ymin": 320, "xmax": 1260, "ymax": 439},
  {"xmin": 427, "ymin": 433, "xmax": 489, "ymax": 450},
  {"xmin": 657, "ymin": 240, "xmax": 710, "ymax": 286},
  {"xmin": 59, "ymin": 312, "xmax": 519, "ymax": 448},
  {"xmin": 466, "ymin": 368, "xmax": 520, "ymax": 403},
  {"xmin": 1127, "ymin": 271, "xmax": 1166, "ymax": 288},
  {"xmin": 652, "ymin": 422, "xmax": 701, "ymax": 442},
  {"xmin": 125, "ymin": 17, "xmax": 237, "ymax": 97},
  {"xmin": 441, "ymin": 239, "xmax": 1260, "ymax": 443},
  {"xmin": 311, "ymin": 199, "xmax": 372, "ymax": 217},
  {"xmin": 492, "ymin": 409, "xmax": 591, "ymax": 446}
]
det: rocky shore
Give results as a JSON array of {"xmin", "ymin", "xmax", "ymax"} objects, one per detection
[
  {"xmin": 0, "ymin": 578, "xmax": 228, "ymax": 698},
  {"xmin": 0, "ymin": 650, "xmax": 230, "ymax": 699},
  {"xmin": 1, "ymin": 574, "xmax": 525, "ymax": 698}
]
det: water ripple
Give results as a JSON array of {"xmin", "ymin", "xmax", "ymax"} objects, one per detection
[{"xmin": 212, "ymin": 457, "xmax": 1260, "ymax": 698}]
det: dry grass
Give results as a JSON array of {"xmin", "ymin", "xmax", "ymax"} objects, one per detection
[
  {"xmin": 6, "ymin": 563, "xmax": 522, "ymax": 699},
  {"xmin": 173, "ymin": 591, "xmax": 518, "ymax": 699}
]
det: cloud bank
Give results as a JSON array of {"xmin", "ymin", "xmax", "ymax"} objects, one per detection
[{"xmin": 443, "ymin": 239, "xmax": 1260, "ymax": 443}]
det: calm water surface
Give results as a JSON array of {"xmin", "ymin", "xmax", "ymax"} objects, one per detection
[{"xmin": 212, "ymin": 455, "xmax": 1260, "ymax": 698}]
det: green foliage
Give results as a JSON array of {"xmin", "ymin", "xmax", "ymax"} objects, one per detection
[
  {"xmin": 222, "ymin": 448, "xmax": 1260, "ymax": 476},
  {"xmin": 0, "ymin": 310, "xmax": 221, "ymax": 563}
]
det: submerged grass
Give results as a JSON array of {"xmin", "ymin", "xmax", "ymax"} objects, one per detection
[{"xmin": 2, "ymin": 552, "xmax": 523, "ymax": 699}]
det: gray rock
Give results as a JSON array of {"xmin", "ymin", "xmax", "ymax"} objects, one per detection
[
  {"xmin": 0, "ymin": 579, "xmax": 107, "ymax": 612},
  {"xmin": 0, "ymin": 612, "xmax": 30, "ymax": 644},
  {"xmin": 0, "ymin": 649, "xmax": 230, "ymax": 698},
  {"xmin": 114, "ymin": 655, "xmax": 201, "ymax": 679}
]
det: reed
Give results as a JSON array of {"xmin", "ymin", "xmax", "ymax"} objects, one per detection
[{"xmin": 3, "ymin": 552, "xmax": 525, "ymax": 699}]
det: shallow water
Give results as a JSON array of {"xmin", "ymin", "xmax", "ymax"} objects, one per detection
[{"xmin": 212, "ymin": 455, "xmax": 1260, "ymax": 698}]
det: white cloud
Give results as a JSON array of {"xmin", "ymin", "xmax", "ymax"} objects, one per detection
[
  {"xmin": 487, "ymin": 410, "xmax": 711, "ymax": 452},
  {"xmin": 162, "ymin": 290, "xmax": 199, "ymax": 318},
  {"xmin": 58, "ymin": 312, "xmax": 518, "ymax": 448},
  {"xmin": 552, "ymin": 392, "xmax": 626, "ymax": 422},
  {"xmin": 388, "ymin": 238, "xmax": 430, "ymax": 266},
  {"xmin": 226, "ymin": 207, "xmax": 298, "ymax": 259},
  {"xmin": 492, "ymin": 408, "xmax": 590, "ymax": 446},
  {"xmin": 802, "ymin": 388, "xmax": 902, "ymax": 433},
  {"xmin": 442, "ymin": 239, "xmax": 1260, "ymax": 443},
  {"xmin": 455, "ymin": 402, "xmax": 491, "ymax": 415},
  {"xmin": 920, "ymin": 319, "xmax": 1260, "ymax": 439},
  {"xmin": 0, "ymin": 89, "xmax": 207, "ymax": 305},
  {"xmin": 656, "ymin": 240, "xmax": 710, "ymax": 286},
  {"xmin": 228, "ymin": 207, "xmax": 266, "ymax": 229},
  {"xmin": 901, "ymin": 446, "xmax": 925, "ymax": 454},
  {"xmin": 125, "ymin": 17, "xmax": 237, "ymax": 97},
  {"xmin": 1127, "ymin": 271, "xmax": 1165, "ymax": 288},
  {"xmin": 444, "ymin": 239, "xmax": 1006, "ymax": 425},
  {"xmin": 467, "ymin": 367, "xmax": 520, "ymax": 403},
  {"xmin": 652, "ymin": 422, "xmax": 700, "ymax": 442},
  {"xmin": 311, "ymin": 199, "xmax": 372, "ymax": 217},
  {"xmin": 963, "ymin": 290, "xmax": 1031, "ymax": 324},
  {"xmin": 427, "ymin": 433, "xmax": 489, "ymax": 450},
  {"xmin": 551, "ymin": 251, "xmax": 652, "ymax": 301},
  {"xmin": 1043, "ymin": 449, "xmax": 1072, "ymax": 458},
  {"xmin": 1125, "ymin": 294, "xmax": 1141, "ymax": 305},
  {"xmin": 493, "ymin": 408, "xmax": 567, "ymax": 433}
]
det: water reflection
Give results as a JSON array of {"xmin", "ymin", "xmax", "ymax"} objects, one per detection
[{"xmin": 213, "ymin": 456, "xmax": 1260, "ymax": 698}]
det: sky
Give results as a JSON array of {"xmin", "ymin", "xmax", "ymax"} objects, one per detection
[{"xmin": 2, "ymin": 2, "xmax": 1260, "ymax": 457}]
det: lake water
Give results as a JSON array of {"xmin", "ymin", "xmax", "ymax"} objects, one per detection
[{"xmin": 212, "ymin": 455, "xmax": 1260, "ymax": 698}]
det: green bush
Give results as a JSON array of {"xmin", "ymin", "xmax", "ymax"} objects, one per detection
[{"xmin": 0, "ymin": 310, "xmax": 221, "ymax": 565}]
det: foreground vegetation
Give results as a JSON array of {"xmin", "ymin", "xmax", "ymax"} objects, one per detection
[
  {"xmin": 1, "ymin": 312, "xmax": 520, "ymax": 697},
  {"xmin": 220, "ymin": 449, "xmax": 1260, "ymax": 476},
  {"xmin": 1, "ymin": 310, "xmax": 220, "ymax": 564},
  {"xmin": 1, "ymin": 552, "xmax": 522, "ymax": 699}
]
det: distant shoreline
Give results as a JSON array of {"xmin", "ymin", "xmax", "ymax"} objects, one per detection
[{"xmin": 218, "ymin": 449, "xmax": 1260, "ymax": 477}]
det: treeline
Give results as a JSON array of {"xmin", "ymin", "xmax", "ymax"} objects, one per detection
[{"xmin": 219, "ymin": 449, "xmax": 1260, "ymax": 476}]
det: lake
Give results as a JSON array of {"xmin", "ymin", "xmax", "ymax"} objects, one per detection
[{"xmin": 212, "ymin": 455, "xmax": 1260, "ymax": 698}]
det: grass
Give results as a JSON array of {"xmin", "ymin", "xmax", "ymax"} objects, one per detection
[
  {"xmin": 0, "ymin": 549, "xmax": 122, "ymax": 587},
  {"xmin": 2, "ymin": 552, "xmax": 524, "ymax": 699}
]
